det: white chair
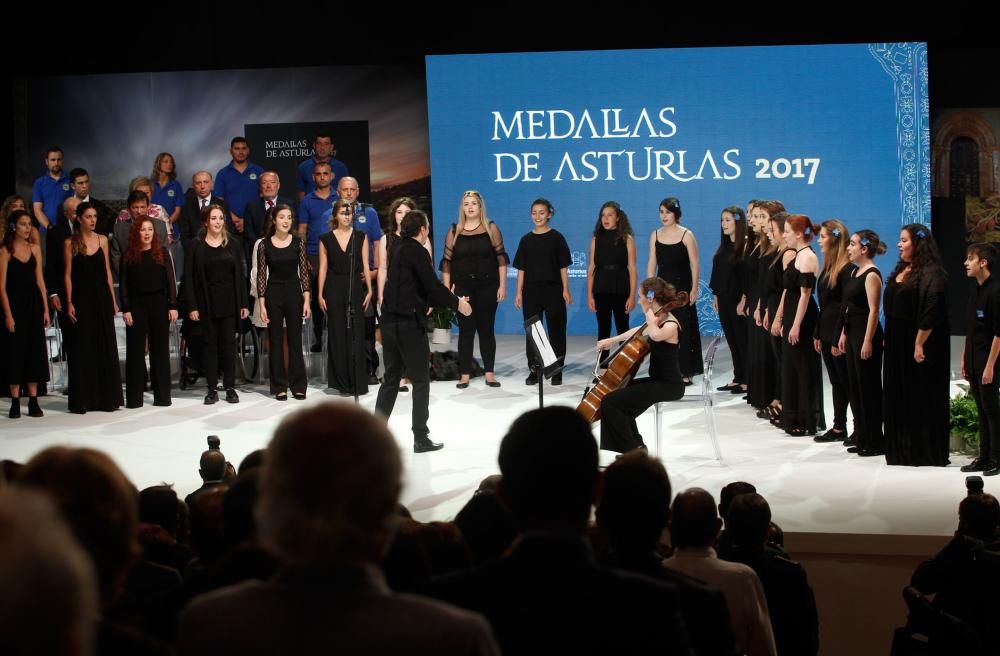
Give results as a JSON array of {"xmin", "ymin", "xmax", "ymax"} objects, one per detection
[{"xmin": 653, "ymin": 335, "xmax": 724, "ymax": 463}]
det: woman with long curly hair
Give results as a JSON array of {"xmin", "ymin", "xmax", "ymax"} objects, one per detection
[
  {"xmin": 883, "ymin": 224, "xmax": 950, "ymax": 466},
  {"xmin": 120, "ymin": 217, "xmax": 177, "ymax": 407}
]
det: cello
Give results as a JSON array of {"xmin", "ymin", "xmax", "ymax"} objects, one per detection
[{"xmin": 576, "ymin": 290, "xmax": 688, "ymax": 423}]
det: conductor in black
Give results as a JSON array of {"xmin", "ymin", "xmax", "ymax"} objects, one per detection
[{"xmin": 376, "ymin": 210, "xmax": 472, "ymax": 452}]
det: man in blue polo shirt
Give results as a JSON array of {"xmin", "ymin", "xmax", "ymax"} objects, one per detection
[
  {"xmin": 215, "ymin": 137, "xmax": 264, "ymax": 237},
  {"xmin": 296, "ymin": 133, "xmax": 349, "ymax": 200},
  {"xmin": 323, "ymin": 176, "xmax": 384, "ymax": 383},
  {"xmin": 32, "ymin": 146, "xmax": 73, "ymax": 234},
  {"xmin": 298, "ymin": 161, "xmax": 339, "ymax": 351}
]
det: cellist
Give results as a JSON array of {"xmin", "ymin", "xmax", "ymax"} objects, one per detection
[{"xmin": 596, "ymin": 277, "xmax": 688, "ymax": 453}]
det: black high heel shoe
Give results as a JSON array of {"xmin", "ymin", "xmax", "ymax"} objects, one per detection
[{"xmin": 767, "ymin": 405, "xmax": 782, "ymax": 425}]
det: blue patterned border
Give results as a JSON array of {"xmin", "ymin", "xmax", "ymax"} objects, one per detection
[{"xmin": 869, "ymin": 43, "xmax": 931, "ymax": 226}]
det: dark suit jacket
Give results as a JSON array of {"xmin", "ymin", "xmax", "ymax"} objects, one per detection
[
  {"xmin": 45, "ymin": 219, "xmax": 74, "ymax": 301},
  {"xmin": 602, "ymin": 547, "xmax": 739, "ymax": 656},
  {"xmin": 178, "ymin": 561, "xmax": 500, "ymax": 656},
  {"xmin": 428, "ymin": 532, "xmax": 694, "ymax": 656},
  {"xmin": 720, "ymin": 544, "xmax": 819, "ymax": 656},
  {"xmin": 242, "ymin": 195, "xmax": 295, "ymax": 254},
  {"xmin": 382, "ymin": 236, "xmax": 458, "ymax": 318},
  {"xmin": 179, "ymin": 193, "xmax": 230, "ymax": 252}
]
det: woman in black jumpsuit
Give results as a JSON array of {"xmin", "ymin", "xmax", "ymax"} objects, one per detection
[
  {"xmin": 120, "ymin": 216, "xmax": 177, "ymax": 407},
  {"xmin": 588, "ymin": 201, "xmax": 637, "ymax": 367}
]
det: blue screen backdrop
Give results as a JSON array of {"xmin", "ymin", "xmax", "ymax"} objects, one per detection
[{"xmin": 426, "ymin": 43, "xmax": 929, "ymax": 336}]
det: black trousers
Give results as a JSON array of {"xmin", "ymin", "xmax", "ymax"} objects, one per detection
[
  {"xmin": 454, "ymin": 276, "xmax": 498, "ymax": 374},
  {"xmin": 307, "ymin": 255, "xmax": 324, "ymax": 348},
  {"xmin": 600, "ymin": 377, "xmax": 685, "ymax": 453},
  {"xmin": 846, "ymin": 331, "xmax": 884, "ymax": 451},
  {"xmin": 523, "ymin": 281, "xmax": 566, "ymax": 368},
  {"xmin": 594, "ymin": 292, "xmax": 630, "ymax": 363},
  {"xmin": 264, "ymin": 281, "xmax": 306, "ymax": 395},
  {"xmin": 376, "ymin": 313, "xmax": 431, "ymax": 440},
  {"xmin": 968, "ymin": 361, "xmax": 1000, "ymax": 462},
  {"xmin": 203, "ymin": 314, "xmax": 236, "ymax": 391},
  {"xmin": 125, "ymin": 292, "xmax": 171, "ymax": 407},
  {"xmin": 718, "ymin": 299, "xmax": 747, "ymax": 384},
  {"xmin": 820, "ymin": 341, "xmax": 850, "ymax": 431}
]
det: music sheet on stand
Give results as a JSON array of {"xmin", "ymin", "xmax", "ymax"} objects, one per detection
[{"xmin": 529, "ymin": 321, "xmax": 558, "ymax": 368}]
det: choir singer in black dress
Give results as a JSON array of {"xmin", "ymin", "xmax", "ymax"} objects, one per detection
[{"xmin": 376, "ymin": 211, "xmax": 472, "ymax": 453}]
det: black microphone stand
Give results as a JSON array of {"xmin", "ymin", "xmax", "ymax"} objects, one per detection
[{"xmin": 345, "ymin": 202, "xmax": 363, "ymax": 403}]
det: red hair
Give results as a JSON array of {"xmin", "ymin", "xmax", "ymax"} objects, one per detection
[
  {"xmin": 785, "ymin": 214, "xmax": 816, "ymax": 242},
  {"xmin": 123, "ymin": 218, "xmax": 165, "ymax": 265}
]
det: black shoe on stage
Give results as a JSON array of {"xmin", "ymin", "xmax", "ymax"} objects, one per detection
[
  {"xmin": 814, "ymin": 428, "xmax": 845, "ymax": 443},
  {"xmin": 414, "ymin": 438, "xmax": 444, "ymax": 453},
  {"xmin": 27, "ymin": 397, "xmax": 43, "ymax": 417},
  {"xmin": 225, "ymin": 388, "xmax": 240, "ymax": 404},
  {"xmin": 962, "ymin": 458, "xmax": 991, "ymax": 472},
  {"xmin": 525, "ymin": 372, "xmax": 538, "ymax": 386},
  {"xmin": 310, "ymin": 343, "xmax": 323, "ymax": 353},
  {"xmin": 204, "ymin": 390, "xmax": 219, "ymax": 405},
  {"xmin": 858, "ymin": 448, "xmax": 886, "ymax": 458},
  {"xmin": 551, "ymin": 373, "xmax": 562, "ymax": 386},
  {"xmin": 984, "ymin": 464, "xmax": 1000, "ymax": 477},
  {"xmin": 717, "ymin": 382, "xmax": 739, "ymax": 391},
  {"xmin": 485, "ymin": 379, "xmax": 501, "ymax": 388},
  {"xmin": 9, "ymin": 398, "xmax": 21, "ymax": 419}
]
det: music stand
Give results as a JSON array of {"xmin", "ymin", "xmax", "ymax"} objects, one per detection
[{"xmin": 524, "ymin": 314, "xmax": 563, "ymax": 409}]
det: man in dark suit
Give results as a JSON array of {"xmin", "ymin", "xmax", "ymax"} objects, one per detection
[
  {"xmin": 68, "ymin": 167, "xmax": 115, "ymax": 236},
  {"xmin": 376, "ymin": 210, "xmax": 471, "ymax": 453},
  {"xmin": 46, "ymin": 196, "xmax": 78, "ymax": 351},
  {"xmin": 178, "ymin": 171, "xmax": 229, "ymax": 260},
  {"xmin": 596, "ymin": 450, "xmax": 738, "ymax": 656},
  {"xmin": 178, "ymin": 403, "xmax": 500, "ymax": 656},
  {"xmin": 428, "ymin": 406, "xmax": 695, "ymax": 655},
  {"xmin": 109, "ymin": 191, "xmax": 169, "ymax": 280},
  {"xmin": 719, "ymin": 493, "xmax": 819, "ymax": 656},
  {"xmin": 241, "ymin": 170, "xmax": 294, "ymax": 257}
]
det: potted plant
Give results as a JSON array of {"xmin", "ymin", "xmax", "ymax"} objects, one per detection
[
  {"xmin": 949, "ymin": 388, "xmax": 980, "ymax": 455},
  {"xmin": 430, "ymin": 306, "xmax": 457, "ymax": 345}
]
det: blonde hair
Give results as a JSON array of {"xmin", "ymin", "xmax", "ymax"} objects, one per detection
[
  {"xmin": 456, "ymin": 190, "xmax": 492, "ymax": 234},
  {"xmin": 819, "ymin": 219, "xmax": 851, "ymax": 289}
]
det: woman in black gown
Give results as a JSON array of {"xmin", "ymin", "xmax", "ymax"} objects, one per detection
[
  {"xmin": 184, "ymin": 204, "xmax": 248, "ymax": 405},
  {"xmin": 319, "ymin": 199, "xmax": 372, "ymax": 396},
  {"xmin": 440, "ymin": 191, "xmax": 508, "ymax": 389},
  {"xmin": 838, "ymin": 229, "xmax": 886, "ymax": 457},
  {"xmin": 813, "ymin": 219, "xmax": 853, "ymax": 443},
  {"xmin": 0, "ymin": 210, "xmax": 50, "ymax": 418},
  {"xmin": 120, "ymin": 216, "xmax": 177, "ymax": 408},
  {"xmin": 710, "ymin": 205, "xmax": 748, "ymax": 394},
  {"xmin": 257, "ymin": 204, "xmax": 310, "ymax": 400},
  {"xmin": 884, "ymin": 224, "xmax": 950, "ymax": 466},
  {"xmin": 647, "ymin": 197, "xmax": 703, "ymax": 383},
  {"xmin": 777, "ymin": 214, "xmax": 822, "ymax": 436},
  {"xmin": 762, "ymin": 205, "xmax": 792, "ymax": 424},
  {"xmin": 64, "ymin": 202, "xmax": 123, "ymax": 413},
  {"xmin": 598, "ymin": 277, "xmax": 688, "ymax": 453},
  {"xmin": 587, "ymin": 201, "xmax": 637, "ymax": 367}
]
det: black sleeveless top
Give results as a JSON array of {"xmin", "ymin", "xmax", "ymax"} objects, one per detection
[
  {"xmin": 649, "ymin": 320, "xmax": 683, "ymax": 384},
  {"xmin": 593, "ymin": 230, "xmax": 630, "ymax": 295},
  {"xmin": 655, "ymin": 230, "xmax": 693, "ymax": 293}
]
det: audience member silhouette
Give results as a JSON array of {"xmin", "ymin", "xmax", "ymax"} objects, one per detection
[
  {"xmin": 721, "ymin": 493, "xmax": 819, "ymax": 656},
  {"xmin": 595, "ymin": 450, "xmax": 738, "ymax": 656},
  {"xmin": 178, "ymin": 402, "xmax": 500, "ymax": 655},
  {"xmin": 666, "ymin": 487, "xmax": 777, "ymax": 656},
  {"xmin": 429, "ymin": 406, "xmax": 694, "ymax": 655}
]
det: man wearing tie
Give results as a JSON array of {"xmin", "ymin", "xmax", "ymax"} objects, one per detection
[
  {"xmin": 243, "ymin": 171, "xmax": 294, "ymax": 257},
  {"xmin": 179, "ymin": 171, "xmax": 229, "ymax": 261}
]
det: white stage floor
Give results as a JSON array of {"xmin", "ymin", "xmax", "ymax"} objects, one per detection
[{"xmin": 1, "ymin": 335, "xmax": 982, "ymax": 538}]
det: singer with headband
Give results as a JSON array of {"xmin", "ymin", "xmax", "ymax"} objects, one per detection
[{"xmin": 883, "ymin": 224, "xmax": 950, "ymax": 466}]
